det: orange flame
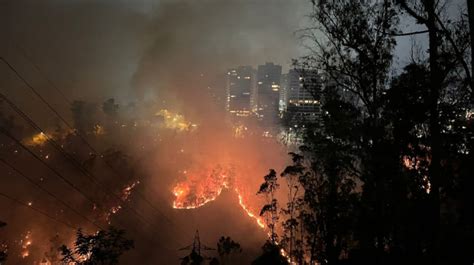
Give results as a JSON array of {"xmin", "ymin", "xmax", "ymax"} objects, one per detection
[
  {"xmin": 172, "ymin": 169, "xmax": 230, "ymax": 209},
  {"xmin": 235, "ymin": 188, "xmax": 265, "ymax": 229}
]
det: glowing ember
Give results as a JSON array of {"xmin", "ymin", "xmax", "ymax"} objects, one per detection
[
  {"xmin": 18, "ymin": 231, "xmax": 32, "ymax": 259},
  {"xmin": 121, "ymin": 181, "xmax": 140, "ymax": 201},
  {"xmin": 235, "ymin": 189, "xmax": 265, "ymax": 228},
  {"xmin": 172, "ymin": 168, "xmax": 294, "ymax": 263},
  {"xmin": 93, "ymin": 124, "xmax": 105, "ymax": 135},
  {"xmin": 233, "ymin": 124, "xmax": 248, "ymax": 138},
  {"xmin": 25, "ymin": 132, "xmax": 49, "ymax": 146},
  {"xmin": 172, "ymin": 167, "xmax": 265, "ymax": 229},
  {"xmin": 172, "ymin": 168, "xmax": 231, "ymax": 209},
  {"xmin": 102, "ymin": 180, "xmax": 140, "ymax": 223},
  {"xmin": 155, "ymin": 109, "xmax": 197, "ymax": 132}
]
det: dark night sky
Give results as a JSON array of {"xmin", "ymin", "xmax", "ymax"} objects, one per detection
[
  {"xmin": 0, "ymin": 1, "xmax": 468, "ymax": 264},
  {"xmin": 0, "ymin": 0, "xmax": 310, "ymax": 104}
]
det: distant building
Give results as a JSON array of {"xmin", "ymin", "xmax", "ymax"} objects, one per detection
[
  {"xmin": 285, "ymin": 68, "xmax": 322, "ymax": 125},
  {"xmin": 256, "ymin": 62, "xmax": 282, "ymax": 127},
  {"xmin": 226, "ymin": 66, "xmax": 256, "ymax": 117},
  {"xmin": 279, "ymin": 73, "xmax": 288, "ymax": 113}
]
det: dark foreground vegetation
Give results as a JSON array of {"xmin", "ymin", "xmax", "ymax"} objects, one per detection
[
  {"xmin": 1, "ymin": 0, "xmax": 473, "ymax": 264},
  {"xmin": 252, "ymin": 1, "xmax": 474, "ymax": 265}
]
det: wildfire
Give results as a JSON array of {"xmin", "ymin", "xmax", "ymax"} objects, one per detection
[
  {"xmin": 233, "ymin": 124, "xmax": 248, "ymax": 138},
  {"xmin": 235, "ymin": 188, "xmax": 265, "ymax": 229},
  {"xmin": 172, "ymin": 168, "xmax": 230, "ymax": 209},
  {"xmin": 155, "ymin": 109, "xmax": 197, "ymax": 132},
  {"xmin": 18, "ymin": 231, "xmax": 32, "ymax": 259},
  {"xmin": 171, "ymin": 167, "xmax": 295, "ymax": 264},
  {"xmin": 25, "ymin": 132, "xmax": 49, "ymax": 146},
  {"xmin": 93, "ymin": 124, "xmax": 105, "ymax": 135},
  {"xmin": 171, "ymin": 167, "xmax": 265, "ymax": 229},
  {"xmin": 103, "ymin": 180, "xmax": 140, "ymax": 223}
]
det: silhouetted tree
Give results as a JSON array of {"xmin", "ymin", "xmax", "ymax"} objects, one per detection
[
  {"xmin": 257, "ymin": 169, "xmax": 280, "ymax": 244},
  {"xmin": 300, "ymin": 1, "xmax": 399, "ymax": 263},
  {"xmin": 180, "ymin": 250, "xmax": 204, "ymax": 265},
  {"xmin": 209, "ymin": 257, "xmax": 219, "ymax": 265},
  {"xmin": 279, "ymin": 153, "xmax": 305, "ymax": 263},
  {"xmin": 59, "ymin": 227, "xmax": 134, "ymax": 265},
  {"xmin": 251, "ymin": 241, "xmax": 288, "ymax": 265},
  {"xmin": 216, "ymin": 236, "xmax": 242, "ymax": 265},
  {"xmin": 395, "ymin": 1, "xmax": 473, "ymax": 263},
  {"xmin": 0, "ymin": 221, "xmax": 7, "ymax": 263},
  {"xmin": 102, "ymin": 98, "xmax": 119, "ymax": 118},
  {"xmin": 71, "ymin": 100, "xmax": 97, "ymax": 134}
]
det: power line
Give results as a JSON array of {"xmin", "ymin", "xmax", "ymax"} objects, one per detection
[
  {"xmin": 0, "ymin": 127, "xmax": 98, "ymax": 209},
  {"xmin": 15, "ymin": 45, "xmax": 72, "ymax": 105},
  {"xmin": 0, "ymin": 192, "xmax": 76, "ymax": 230},
  {"xmin": 0, "ymin": 56, "xmax": 173, "ymax": 225},
  {"xmin": 0, "ymin": 93, "xmax": 184, "ymax": 248},
  {"xmin": 0, "ymin": 158, "xmax": 150, "ymax": 244},
  {"xmin": 0, "ymin": 92, "xmax": 162, "ymax": 231},
  {"xmin": 0, "ymin": 158, "xmax": 103, "ymax": 230},
  {"xmin": 0, "ymin": 127, "xmax": 162, "ymax": 244},
  {"xmin": 0, "ymin": 57, "xmax": 75, "ymax": 131},
  {"xmin": 0, "ymin": 55, "xmax": 186, "ymax": 248}
]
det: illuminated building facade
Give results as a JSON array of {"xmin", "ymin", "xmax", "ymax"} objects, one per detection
[
  {"xmin": 279, "ymin": 73, "xmax": 288, "ymax": 112},
  {"xmin": 285, "ymin": 68, "xmax": 322, "ymax": 125},
  {"xmin": 256, "ymin": 62, "xmax": 282, "ymax": 127},
  {"xmin": 226, "ymin": 66, "xmax": 256, "ymax": 117}
]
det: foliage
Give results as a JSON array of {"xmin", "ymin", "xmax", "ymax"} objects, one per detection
[
  {"xmin": 251, "ymin": 241, "xmax": 289, "ymax": 265},
  {"xmin": 216, "ymin": 236, "xmax": 242, "ymax": 265},
  {"xmin": 0, "ymin": 221, "xmax": 6, "ymax": 264},
  {"xmin": 71, "ymin": 100, "xmax": 98, "ymax": 134},
  {"xmin": 266, "ymin": 1, "xmax": 474, "ymax": 264},
  {"xmin": 180, "ymin": 250, "xmax": 204, "ymax": 265},
  {"xmin": 59, "ymin": 227, "xmax": 134, "ymax": 265},
  {"xmin": 257, "ymin": 169, "xmax": 280, "ymax": 244}
]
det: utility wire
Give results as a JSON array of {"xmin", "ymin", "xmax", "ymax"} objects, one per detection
[
  {"xmin": 15, "ymin": 45, "xmax": 72, "ymax": 105},
  {"xmin": 0, "ymin": 127, "xmax": 99, "ymax": 210},
  {"xmin": 0, "ymin": 93, "xmax": 183, "ymax": 248},
  {"xmin": 0, "ymin": 57, "xmax": 75, "ymax": 131},
  {"xmin": 0, "ymin": 92, "xmax": 162, "ymax": 231},
  {"xmin": 0, "ymin": 158, "xmax": 102, "ymax": 230},
  {"xmin": 0, "ymin": 192, "xmax": 76, "ymax": 230},
  {"xmin": 0, "ymin": 55, "xmax": 186, "ymax": 248},
  {"xmin": 0, "ymin": 127, "xmax": 164, "ymax": 245},
  {"xmin": 0, "ymin": 56, "xmax": 173, "ymax": 225},
  {"xmin": 0, "ymin": 158, "xmax": 154, "ymax": 244}
]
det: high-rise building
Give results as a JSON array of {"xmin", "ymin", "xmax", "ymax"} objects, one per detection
[
  {"xmin": 286, "ymin": 68, "xmax": 322, "ymax": 125},
  {"xmin": 279, "ymin": 73, "xmax": 288, "ymax": 113},
  {"xmin": 256, "ymin": 62, "xmax": 282, "ymax": 127},
  {"xmin": 226, "ymin": 66, "xmax": 256, "ymax": 117}
]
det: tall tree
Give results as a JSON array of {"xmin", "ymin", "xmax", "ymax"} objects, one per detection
[
  {"xmin": 216, "ymin": 236, "xmax": 242, "ymax": 265},
  {"xmin": 302, "ymin": 1, "xmax": 398, "ymax": 262},
  {"xmin": 0, "ymin": 221, "xmax": 6, "ymax": 264},
  {"xmin": 395, "ymin": 1, "xmax": 473, "ymax": 262},
  {"xmin": 257, "ymin": 169, "xmax": 280, "ymax": 244},
  {"xmin": 467, "ymin": 0, "xmax": 474, "ymax": 96},
  {"xmin": 59, "ymin": 227, "xmax": 134, "ymax": 265}
]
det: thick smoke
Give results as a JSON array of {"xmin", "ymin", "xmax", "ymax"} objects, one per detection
[
  {"xmin": 132, "ymin": 0, "xmax": 308, "ymax": 103},
  {"xmin": 0, "ymin": 0, "xmax": 310, "ymax": 264}
]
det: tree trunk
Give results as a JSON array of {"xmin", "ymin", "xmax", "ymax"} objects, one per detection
[
  {"xmin": 425, "ymin": 0, "xmax": 442, "ymax": 263},
  {"xmin": 468, "ymin": 0, "xmax": 474, "ymax": 99}
]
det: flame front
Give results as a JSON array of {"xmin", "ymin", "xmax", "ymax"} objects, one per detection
[
  {"xmin": 235, "ymin": 188, "xmax": 265, "ymax": 229},
  {"xmin": 172, "ymin": 167, "xmax": 265, "ymax": 230},
  {"xmin": 172, "ymin": 167, "xmax": 230, "ymax": 209}
]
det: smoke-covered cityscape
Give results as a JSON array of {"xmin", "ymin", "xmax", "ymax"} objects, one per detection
[{"xmin": 0, "ymin": 0, "xmax": 473, "ymax": 264}]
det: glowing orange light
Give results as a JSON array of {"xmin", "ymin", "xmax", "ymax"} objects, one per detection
[{"xmin": 235, "ymin": 189, "xmax": 265, "ymax": 229}]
